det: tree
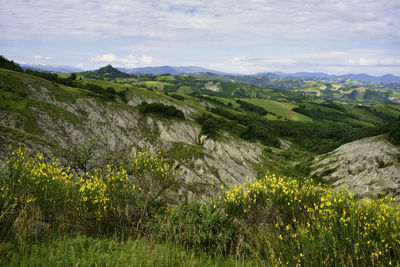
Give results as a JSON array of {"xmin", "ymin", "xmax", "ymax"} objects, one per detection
[{"xmin": 69, "ymin": 73, "xmax": 77, "ymax": 80}]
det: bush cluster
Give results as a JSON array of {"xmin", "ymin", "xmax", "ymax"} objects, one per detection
[
  {"xmin": 222, "ymin": 173, "xmax": 400, "ymax": 266},
  {"xmin": 0, "ymin": 148, "xmax": 180, "ymax": 242},
  {"xmin": 138, "ymin": 102, "xmax": 185, "ymax": 120}
]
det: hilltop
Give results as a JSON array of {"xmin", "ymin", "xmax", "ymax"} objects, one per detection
[{"xmin": 81, "ymin": 64, "xmax": 131, "ymax": 79}]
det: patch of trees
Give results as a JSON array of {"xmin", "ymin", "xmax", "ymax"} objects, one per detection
[
  {"xmin": 169, "ymin": 94, "xmax": 185, "ymax": 101},
  {"xmin": 292, "ymin": 105, "xmax": 355, "ymax": 122},
  {"xmin": 196, "ymin": 95, "xmax": 227, "ymax": 106},
  {"xmin": 0, "ymin": 55, "xmax": 24, "ymax": 72},
  {"xmin": 197, "ymin": 105, "xmax": 369, "ymax": 153},
  {"xmin": 236, "ymin": 100, "xmax": 267, "ymax": 116},
  {"xmin": 24, "ymin": 69, "xmax": 78, "ymax": 87},
  {"xmin": 195, "ymin": 113, "xmax": 220, "ymax": 138},
  {"xmin": 138, "ymin": 102, "xmax": 184, "ymax": 120},
  {"xmin": 163, "ymin": 84, "xmax": 177, "ymax": 92},
  {"xmin": 382, "ymin": 116, "xmax": 400, "ymax": 145}
]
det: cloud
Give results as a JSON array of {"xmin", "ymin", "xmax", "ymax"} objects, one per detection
[
  {"xmin": 92, "ymin": 54, "xmax": 117, "ymax": 62},
  {"xmin": 32, "ymin": 55, "xmax": 52, "ymax": 60},
  {"xmin": 210, "ymin": 49, "xmax": 400, "ymax": 74},
  {"xmin": 90, "ymin": 53, "xmax": 154, "ymax": 67},
  {"xmin": 140, "ymin": 55, "xmax": 152, "ymax": 64},
  {"xmin": 1, "ymin": 0, "xmax": 399, "ymax": 42},
  {"xmin": 1, "ymin": 0, "xmax": 399, "ymax": 75}
]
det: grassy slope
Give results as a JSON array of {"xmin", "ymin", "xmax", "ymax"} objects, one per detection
[{"xmin": 242, "ymin": 98, "xmax": 312, "ymax": 121}]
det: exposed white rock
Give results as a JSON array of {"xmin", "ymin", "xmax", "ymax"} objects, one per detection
[
  {"xmin": 312, "ymin": 134, "xmax": 400, "ymax": 199},
  {"xmin": 2, "ymin": 81, "xmax": 265, "ymax": 200}
]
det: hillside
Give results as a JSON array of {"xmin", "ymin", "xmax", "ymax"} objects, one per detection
[
  {"xmin": 2, "ymin": 63, "xmax": 400, "ymax": 182},
  {"xmin": 197, "ymin": 72, "xmax": 400, "ymax": 105},
  {"xmin": 311, "ymin": 133, "xmax": 400, "ymax": 199},
  {"xmin": 2, "ymin": 62, "xmax": 400, "ymax": 266}
]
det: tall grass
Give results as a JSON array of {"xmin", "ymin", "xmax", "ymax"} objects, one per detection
[{"xmin": 2, "ymin": 236, "xmax": 259, "ymax": 267}]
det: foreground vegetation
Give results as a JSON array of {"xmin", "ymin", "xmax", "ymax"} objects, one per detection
[{"xmin": 1, "ymin": 149, "xmax": 400, "ymax": 266}]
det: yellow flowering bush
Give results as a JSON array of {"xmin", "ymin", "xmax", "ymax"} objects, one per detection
[
  {"xmin": 124, "ymin": 151, "xmax": 181, "ymax": 204},
  {"xmin": 0, "ymin": 148, "xmax": 139, "ymax": 238},
  {"xmin": 0, "ymin": 148, "xmax": 76, "ymax": 216},
  {"xmin": 223, "ymin": 173, "xmax": 322, "ymax": 225},
  {"xmin": 0, "ymin": 148, "xmax": 182, "ymax": 240},
  {"xmin": 222, "ymin": 173, "xmax": 400, "ymax": 266},
  {"xmin": 127, "ymin": 151, "xmax": 179, "ymax": 187}
]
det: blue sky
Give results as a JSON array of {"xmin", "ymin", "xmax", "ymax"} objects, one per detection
[{"xmin": 1, "ymin": 0, "xmax": 399, "ymax": 75}]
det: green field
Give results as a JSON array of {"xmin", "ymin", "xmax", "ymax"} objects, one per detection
[{"xmin": 242, "ymin": 98, "xmax": 312, "ymax": 121}]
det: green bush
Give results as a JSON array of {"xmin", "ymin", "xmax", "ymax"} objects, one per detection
[
  {"xmin": 138, "ymin": 102, "xmax": 184, "ymax": 120},
  {"xmin": 149, "ymin": 202, "xmax": 239, "ymax": 255}
]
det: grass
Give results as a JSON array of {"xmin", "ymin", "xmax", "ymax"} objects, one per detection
[
  {"xmin": 166, "ymin": 142, "xmax": 205, "ymax": 162},
  {"xmin": 242, "ymin": 98, "xmax": 312, "ymax": 121},
  {"xmin": 81, "ymin": 78, "xmax": 132, "ymax": 93},
  {"xmin": 2, "ymin": 236, "xmax": 257, "ymax": 267}
]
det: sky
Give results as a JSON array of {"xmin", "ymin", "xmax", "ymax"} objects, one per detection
[{"xmin": 1, "ymin": 0, "xmax": 400, "ymax": 75}]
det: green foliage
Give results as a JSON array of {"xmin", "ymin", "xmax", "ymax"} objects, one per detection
[
  {"xmin": 2, "ymin": 148, "xmax": 400, "ymax": 266},
  {"xmin": 223, "ymin": 173, "xmax": 400, "ymax": 266},
  {"xmin": 25, "ymin": 69, "xmax": 78, "ymax": 88},
  {"xmin": 386, "ymin": 116, "xmax": 400, "ymax": 145},
  {"xmin": 195, "ymin": 113, "xmax": 221, "ymax": 138},
  {"xmin": 169, "ymin": 93, "xmax": 185, "ymax": 100},
  {"xmin": 0, "ymin": 56, "xmax": 23, "ymax": 73},
  {"xmin": 138, "ymin": 102, "xmax": 185, "ymax": 120},
  {"xmin": 0, "ymin": 148, "xmax": 181, "ymax": 241},
  {"xmin": 236, "ymin": 99, "xmax": 268, "ymax": 115},
  {"xmin": 167, "ymin": 142, "xmax": 204, "ymax": 161},
  {"xmin": 149, "ymin": 202, "xmax": 239, "ymax": 255},
  {"xmin": 2, "ymin": 236, "xmax": 256, "ymax": 267},
  {"xmin": 69, "ymin": 73, "xmax": 77, "ymax": 81}
]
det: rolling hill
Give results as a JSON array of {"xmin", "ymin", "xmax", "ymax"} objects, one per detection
[{"xmin": 1, "ymin": 57, "xmax": 400, "ymax": 198}]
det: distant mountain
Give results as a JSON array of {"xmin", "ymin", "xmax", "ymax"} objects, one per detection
[
  {"xmin": 83, "ymin": 64, "xmax": 131, "ymax": 79},
  {"xmin": 118, "ymin": 65, "xmax": 227, "ymax": 75},
  {"xmin": 254, "ymin": 71, "xmax": 400, "ymax": 84},
  {"xmin": 20, "ymin": 63, "xmax": 84, "ymax": 73}
]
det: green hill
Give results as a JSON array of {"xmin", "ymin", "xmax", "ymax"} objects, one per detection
[{"xmin": 197, "ymin": 72, "xmax": 400, "ymax": 106}]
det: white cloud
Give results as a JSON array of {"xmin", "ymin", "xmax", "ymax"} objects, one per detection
[
  {"xmin": 90, "ymin": 53, "xmax": 155, "ymax": 67},
  {"xmin": 1, "ymin": 0, "xmax": 399, "ymax": 42},
  {"xmin": 92, "ymin": 54, "xmax": 117, "ymax": 62},
  {"xmin": 140, "ymin": 55, "xmax": 152, "ymax": 64},
  {"xmin": 1, "ymin": 0, "xmax": 399, "ymax": 75}
]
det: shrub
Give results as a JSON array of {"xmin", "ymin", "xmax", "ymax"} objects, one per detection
[
  {"xmin": 222, "ymin": 173, "xmax": 400, "ymax": 266},
  {"xmin": 138, "ymin": 102, "xmax": 184, "ymax": 120},
  {"xmin": 149, "ymin": 202, "xmax": 239, "ymax": 255},
  {"xmin": 236, "ymin": 100, "xmax": 267, "ymax": 116},
  {"xmin": 0, "ymin": 148, "xmax": 180, "ymax": 240}
]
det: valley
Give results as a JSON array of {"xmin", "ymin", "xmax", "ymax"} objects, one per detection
[{"xmin": 1, "ymin": 56, "xmax": 400, "ymax": 266}]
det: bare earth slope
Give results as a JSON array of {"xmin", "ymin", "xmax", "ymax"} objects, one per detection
[
  {"xmin": 0, "ymin": 69, "xmax": 263, "ymax": 200},
  {"xmin": 312, "ymin": 134, "xmax": 400, "ymax": 199}
]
